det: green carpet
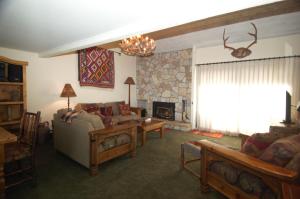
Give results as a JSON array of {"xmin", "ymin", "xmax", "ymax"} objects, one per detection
[{"xmin": 7, "ymin": 130, "xmax": 240, "ymax": 199}]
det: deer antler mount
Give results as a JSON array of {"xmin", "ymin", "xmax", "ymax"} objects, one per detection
[{"xmin": 223, "ymin": 23, "xmax": 257, "ymax": 59}]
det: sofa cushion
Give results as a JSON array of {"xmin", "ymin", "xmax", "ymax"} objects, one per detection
[
  {"xmin": 285, "ymin": 152, "xmax": 300, "ymax": 173},
  {"xmin": 259, "ymin": 134, "xmax": 300, "ymax": 167},
  {"xmin": 209, "ymin": 161, "xmax": 276, "ymax": 198},
  {"xmin": 98, "ymin": 134, "xmax": 131, "ymax": 152},
  {"xmin": 114, "ymin": 114, "xmax": 137, "ymax": 123},
  {"xmin": 241, "ymin": 133, "xmax": 279, "ymax": 157},
  {"xmin": 100, "ymin": 106, "xmax": 113, "ymax": 116},
  {"xmin": 76, "ymin": 111, "xmax": 105, "ymax": 130},
  {"xmin": 105, "ymin": 101, "xmax": 125, "ymax": 116},
  {"xmin": 119, "ymin": 104, "xmax": 131, "ymax": 116}
]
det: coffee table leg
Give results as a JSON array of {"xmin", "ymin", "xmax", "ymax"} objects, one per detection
[
  {"xmin": 142, "ymin": 130, "xmax": 146, "ymax": 146},
  {"xmin": 160, "ymin": 127, "xmax": 164, "ymax": 138}
]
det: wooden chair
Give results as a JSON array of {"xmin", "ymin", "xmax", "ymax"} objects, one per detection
[{"xmin": 4, "ymin": 111, "xmax": 41, "ymax": 189}]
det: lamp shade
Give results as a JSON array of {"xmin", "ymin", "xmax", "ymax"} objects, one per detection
[
  {"xmin": 60, "ymin": 83, "xmax": 77, "ymax": 97},
  {"xmin": 124, "ymin": 77, "xmax": 135, "ymax": 85}
]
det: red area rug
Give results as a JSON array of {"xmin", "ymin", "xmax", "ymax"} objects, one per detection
[{"xmin": 191, "ymin": 129, "xmax": 223, "ymax": 138}]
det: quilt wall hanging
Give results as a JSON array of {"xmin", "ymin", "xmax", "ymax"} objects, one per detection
[{"xmin": 78, "ymin": 47, "xmax": 115, "ymax": 88}]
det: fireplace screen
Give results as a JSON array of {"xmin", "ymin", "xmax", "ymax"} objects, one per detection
[{"xmin": 153, "ymin": 101, "xmax": 175, "ymax": 121}]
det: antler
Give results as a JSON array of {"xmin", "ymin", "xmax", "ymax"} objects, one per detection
[
  {"xmin": 223, "ymin": 29, "xmax": 235, "ymax": 51},
  {"xmin": 246, "ymin": 23, "xmax": 257, "ymax": 49}
]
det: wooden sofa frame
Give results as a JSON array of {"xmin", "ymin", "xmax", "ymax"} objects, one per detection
[
  {"xmin": 198, "ymin": 128, "xmax": 300, "ymax": 199},
  {"xmin": 89, "ymin": 121, "xmax": 137, "ymax": 176}
]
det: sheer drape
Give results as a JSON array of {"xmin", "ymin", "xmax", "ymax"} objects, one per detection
[{"xmin": 194, "ymin": 57, "xmax": 300, "ymax": 135}]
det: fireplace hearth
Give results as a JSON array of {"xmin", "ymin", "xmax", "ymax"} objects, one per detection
[{"xmin": 153, "ymin": 101, "xmax": 175, "ymax": 121}]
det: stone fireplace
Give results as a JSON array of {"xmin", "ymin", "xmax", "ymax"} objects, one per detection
[
  {"xmin": 136, "ymin": 49, "xmax": 192, "ymax": 131},
  {"xmin": 153, "ymin": 101, "xmax": 175, "ymax": 121}
]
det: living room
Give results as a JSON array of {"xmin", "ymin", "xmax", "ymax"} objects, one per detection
[{"xmin": 0, "ymin": 1, "xmax": 300, "ymax": 199}]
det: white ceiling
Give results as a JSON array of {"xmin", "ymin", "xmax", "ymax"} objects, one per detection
[
  {"xmin": 0, "ymin": 0, "xmax": 278, "ymax": 57},
  {"xmin": 155, "ymin": 12, "xmax": 300, "ymax": 53}
]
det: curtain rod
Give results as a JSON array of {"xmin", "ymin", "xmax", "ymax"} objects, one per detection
[{"xmin": 196, "ymin": 55, "xmax": 300, "ymax": 66}]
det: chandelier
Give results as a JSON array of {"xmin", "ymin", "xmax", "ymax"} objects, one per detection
[{"xmin": 119, "ymin": 35, "xmax": 156, "ymax": 57}]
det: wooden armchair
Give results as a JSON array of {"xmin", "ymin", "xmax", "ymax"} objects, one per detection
[{"xmin": 198, "ymin": 128, "xmax": 300, "ymax": 199}]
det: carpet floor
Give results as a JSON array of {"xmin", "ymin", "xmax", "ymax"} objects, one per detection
[{"xmin": 6, "ymin": 130, "xmax": 240, "ymax": 199}]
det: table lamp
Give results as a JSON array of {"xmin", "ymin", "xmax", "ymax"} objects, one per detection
[
  {"xmin": 60, "ymin": 83, "xmax": 77, "ymax": 110},
  {"xmin": 124, "ymin": 77, "xmax": 135, "ymax": 107}
]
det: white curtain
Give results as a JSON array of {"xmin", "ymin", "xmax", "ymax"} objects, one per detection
[{"xmin": 194, "ymin": 57, "xmax": 300, "ymax": 135}]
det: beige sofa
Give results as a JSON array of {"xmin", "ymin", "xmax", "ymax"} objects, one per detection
[{"xmin": 53, "ymin": 103, "xmax": 140, "ymax": 174}]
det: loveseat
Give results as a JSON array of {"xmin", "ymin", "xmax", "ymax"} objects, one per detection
[
  {"xmin": 198, "ymin": 126, "xmax": 300, "ymax": 199},
  {"xmin": 53, "ymin": 102, "xmax": 140, "ymax": 175}
]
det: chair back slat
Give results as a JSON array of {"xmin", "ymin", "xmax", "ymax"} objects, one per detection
[{"xmin": 19, "ymin": 111, "xmax": 41, "ymax": 151}]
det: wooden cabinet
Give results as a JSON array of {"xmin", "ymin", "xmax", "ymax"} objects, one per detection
[{"xmin": 0, "ymin": 56, "xmax": 27, "ymax": 129}]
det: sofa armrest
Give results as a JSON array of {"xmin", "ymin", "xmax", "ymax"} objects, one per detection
[
  {"xmin": 197, "ymin": 139, "xmax": 298, "ymax": 181},
  {"xmin": 130, "ymin": 107, "xmax": 141, "ymax": 118},
  {"xmin": 239, "ymin": 133, "xmax": 249, "ymax": 148}
]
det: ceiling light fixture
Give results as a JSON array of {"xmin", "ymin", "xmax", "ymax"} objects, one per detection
[{"xmin": 119, "ymin": 35, "xmax": 156, "ymax": 57}]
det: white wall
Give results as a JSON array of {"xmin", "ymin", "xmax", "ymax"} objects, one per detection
[
  {"xmin": 195, "ymin": 34, "xmax": 300, "ymax": 64},
  {"xmin": 0, "ymin": 47, "xmax": 137, "ymax": 123}
]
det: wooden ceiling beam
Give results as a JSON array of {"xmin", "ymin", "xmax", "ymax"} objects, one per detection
[{"xmin": 99, "ymin": 1, "xmax": 300, "ymax": 49}]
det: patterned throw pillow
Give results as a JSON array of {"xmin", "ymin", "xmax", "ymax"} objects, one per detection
[
  {"xmin": 285, "ymin": 152, "xmax": 300, "ymax": 173},
  {"xmin": 100, "ymin": 106, "xmax": 113, "ymax": 116},
  {"xmin": 241, "ymin": 132, "xmax": 285, "ymax": 157},
  {"xmin": 119, "ymin": 104, "xmax": 131, "ymax": 116},
  {"xmin": 259, "ymin": 134, "xmax": 300, "ymax": 167},
  {"xmin": 61, "ymin": 110, "xmax": 79, "ymax": 123},
  {"xmin": 84, "ymin": 104, "xmax": 99, "ymax": 113},
  {"xmin": 94, "ymin": 110, "xmax": 112, "ymax": 126}
]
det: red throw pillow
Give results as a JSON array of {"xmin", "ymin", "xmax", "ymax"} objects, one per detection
[
  {"xmin": 100, "ymin": 106, "xmax": 113, "ymax": 116},
  {"xmin": 119, "ymin": 104, "xmax": 131, "ymax": 116},
  {"xmin": 84, "ymin": 104, "xmax": 99, "ymax": 113},
  {"xmin": 95, "ymin": 110, "xmax": 112, "ymax": 126}
]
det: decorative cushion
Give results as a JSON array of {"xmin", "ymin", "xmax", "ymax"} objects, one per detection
[
  {"xmin": 285, "ymin": 152, "xmax": 300, "ymax": 173},
  {"xmin": 100, "ymin": 106, "xmax": 113, "ymax": 116},
  {"xmin": 61, "ymin": 110, "xmax": 80, "ymax": 123},
  {"xmin": 241, "ymin": 133, "xmax": 278, "ymax": 157},
  {"xmin": 209, "ymin": 160, "xmax": 276, "ymax": 198},
  {"xmin": 119, "ymin": 104, "xmax": 131, "ymax": 116},
  {"xmin": 105, "ymin": 101, "xmax": 125, "ymax": 115},
  {"xmin": 83, "ymin": 103, "xmax": 99, "ymax": 113},
  {"xmin": 94, "ymin": 111, "xmax": 112, "ymax": 126},
  {"xmin": 209, "ymin": 161, "xmax": 239, "ymax": 185},
  {"xmin": 259, "ymin": 134, "xmax": 300, "ymax": 167},
  {"xmin": 116, "ymin": 134, "xmax": 131, "ymax": 146},
  {"xmin": 238, "ymin": 172, "xmax": 266, "ymax": 196}
]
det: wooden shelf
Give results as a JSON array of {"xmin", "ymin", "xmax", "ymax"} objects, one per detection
[
  {"xmin": 0, "ymin": 82, "xmax": 23, "ymax": 86},
  {"xmin": 0, "ymin": 120, "xmax": 21, "ymax": 125},
  {"xmin": 0, "ymin": 101, "xmax": 24, "ymax": 105},
  {"xmin": 0, "ymin": 56, "xmax": 27, "ymax": 128}
]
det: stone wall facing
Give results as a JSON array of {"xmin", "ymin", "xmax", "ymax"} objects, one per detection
[{"xmin": 136, "ymin": 49, "xmax": 192, "ymax": 121}]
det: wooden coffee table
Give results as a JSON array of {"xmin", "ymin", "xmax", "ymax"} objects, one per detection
[{"xmin": 137, "ymin": 119, "xmax": 165, "ymax": 146}]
